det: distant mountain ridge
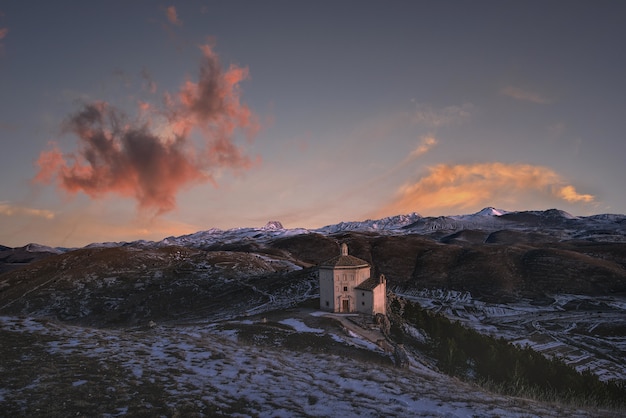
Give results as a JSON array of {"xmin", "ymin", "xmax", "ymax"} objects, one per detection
[
  {"xmin": 0, "ymin": 243, "xmax": 63, "ymax": 274},
  {"xmin": 2, "ymin": 208, "xmax": 626, "ymax": 253},
  {"xmin": 167, "ymin": 207, "xmax": 624, "ymax": 248},
  {"xmin": 174, "ymin": 207, "xmax": 626, "ymax": 247}
]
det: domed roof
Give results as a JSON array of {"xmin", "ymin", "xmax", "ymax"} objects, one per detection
[{"xmin": 319, "ymin": 243, "xmax": 369, "ymax": 268}]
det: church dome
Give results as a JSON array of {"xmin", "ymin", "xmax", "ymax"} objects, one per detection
[{"xmin": 319, "ymin": 243, "xmax": 369, "ymax": 268}]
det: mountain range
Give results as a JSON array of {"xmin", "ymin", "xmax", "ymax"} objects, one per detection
[
  {"xmin": 2, "ymin": 207, "xmax": 625, "ymax": 319},
  {"xmin": 6, "ymin": 207, "xmax": 625, "ymax": 253},
  {"xmin": 109, "ymin": 207, "xmax": 626, "ymax": 247}
]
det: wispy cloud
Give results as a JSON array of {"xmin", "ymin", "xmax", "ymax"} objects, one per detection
[
  {"xmin": 547, "ymin": 122, "xmax": 566, "ymax": 138},
  {"xmin": 0, "ymin": 202, "xmax": 55, "ymax": 220},
  {"xmin": 165, "ymin": 6, "xmax": 182, "ymax": 26},
  {"xmin": 378, "ymin": 162, "xmax": 595, "ymax": 216},
  {"xmin": 140, "ymin": 68, "xmax": 157, "ymax": 94},
  {"xmin": 35, "ymin": 43, "xmax": 259, "ymax": 215},
  {"xmin": 0, "ymin": 121, "xmax": 17, "ymax": 132},
  {"xmin": 354, "ymin": 134, "xmax": 439, "ymax": 189},
  {"xmin": 500, "ymin": 86, "xmax": 551, "ymax": 104},
  {"xmin": 412, "ymin": 103, "xmax": 473, "ymax": 128},
  {"xmin": 408, "ymin": 135, "xmax": 438, "ymax": 159}
]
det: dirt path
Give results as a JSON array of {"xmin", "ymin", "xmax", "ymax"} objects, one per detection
[{"xmin": 322, "ymin": 313, "xmax": 387, "ymax": 345}]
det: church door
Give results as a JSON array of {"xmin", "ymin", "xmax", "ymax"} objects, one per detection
[{"xmin": 342, "ymin": 299, "xmax": 350, "ymax": 312}]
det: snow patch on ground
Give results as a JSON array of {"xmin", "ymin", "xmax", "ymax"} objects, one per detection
[{"xmin": 278, "ymin": 318, "xmax": 323, "ymax": 333}]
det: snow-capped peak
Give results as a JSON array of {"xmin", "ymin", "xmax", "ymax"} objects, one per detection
[
  {"xmin": 474, "ymin": 207, "xmax": 507, "ymax": 217},
  {"xmin": 262, "ymin": 221, "xmax": 284, "ymax": 230}
]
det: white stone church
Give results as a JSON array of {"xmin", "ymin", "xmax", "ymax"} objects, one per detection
[{"xmin": 319, "ymin": 243, "xmax": 386, "ymax": 315}]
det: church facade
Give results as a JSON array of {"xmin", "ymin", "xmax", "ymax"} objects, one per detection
[{"xmin": 319, "ymin": 243, "xmax": 386, "ymax": 315}]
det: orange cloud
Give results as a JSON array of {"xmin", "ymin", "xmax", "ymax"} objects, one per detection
[
  {"xmin": 378, "ymin": 162, "xmax": 595, "ymax": 216},
  {"xmin": 165, "ymin": 6, "xmax": 182, "ymax": 26},
  {"xmin": 500, "ymin": 86, "xmax": 551, "ymax": 104},
  {"xmin": 558, "ymin": 185, "xmax": 594, "ymax": 203},
  {"xmin": 35, "ymin": 43, "xmax": 259, "ymax": 215}
]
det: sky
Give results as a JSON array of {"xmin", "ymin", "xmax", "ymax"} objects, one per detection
[{"xmin": 1, "ymin": 1, "xmax": 625, "ymax": 247}]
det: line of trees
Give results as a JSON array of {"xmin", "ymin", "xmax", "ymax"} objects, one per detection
[{"xmin": 389, "ymin": 298, "xmax": 626, "ymax": 408}]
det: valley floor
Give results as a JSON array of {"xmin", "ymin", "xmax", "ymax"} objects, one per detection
[{"xmin": 1, "ymin": 309, "xmax": 619, "ymax": 417}]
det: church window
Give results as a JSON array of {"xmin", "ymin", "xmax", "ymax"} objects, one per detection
[
  {"xmin": 362, "ymin": 292, "xmax": 365, "ymax": 296},
  {"xmin": 343, "ymin": 286, "xmax": 348, "ymax": 292},
  {"xmin": 325, "ymin": 301, "xmax": 329, "ymax": 307},
  {"xmin": 362, "ymin": 301, "xmax": 365, "ymax": 306}
]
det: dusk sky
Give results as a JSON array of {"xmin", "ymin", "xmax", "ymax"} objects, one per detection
[{"xmin": 1, "ymin": 1, "xmax": 625, "ymax": 247}]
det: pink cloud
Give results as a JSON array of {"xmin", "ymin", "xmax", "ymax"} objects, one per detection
[{"xmin": 35, "ymin": 44, "xmax": 259, "ymax": 215}]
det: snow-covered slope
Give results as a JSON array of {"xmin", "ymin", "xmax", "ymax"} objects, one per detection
[
  {"xmin": 1, "ymin": 312, "xmax": 601, "ymax": 417},
  {"xmin": 21, "ymin": 243, "xmax": 64, "ymax": 254},
  {"xmin": 157, "ymin": 225, "xmax": 311, "ymax": 249},
  {"xmin": 314, "ymin": 212, "xmax": 422, "ymax": 234}
]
